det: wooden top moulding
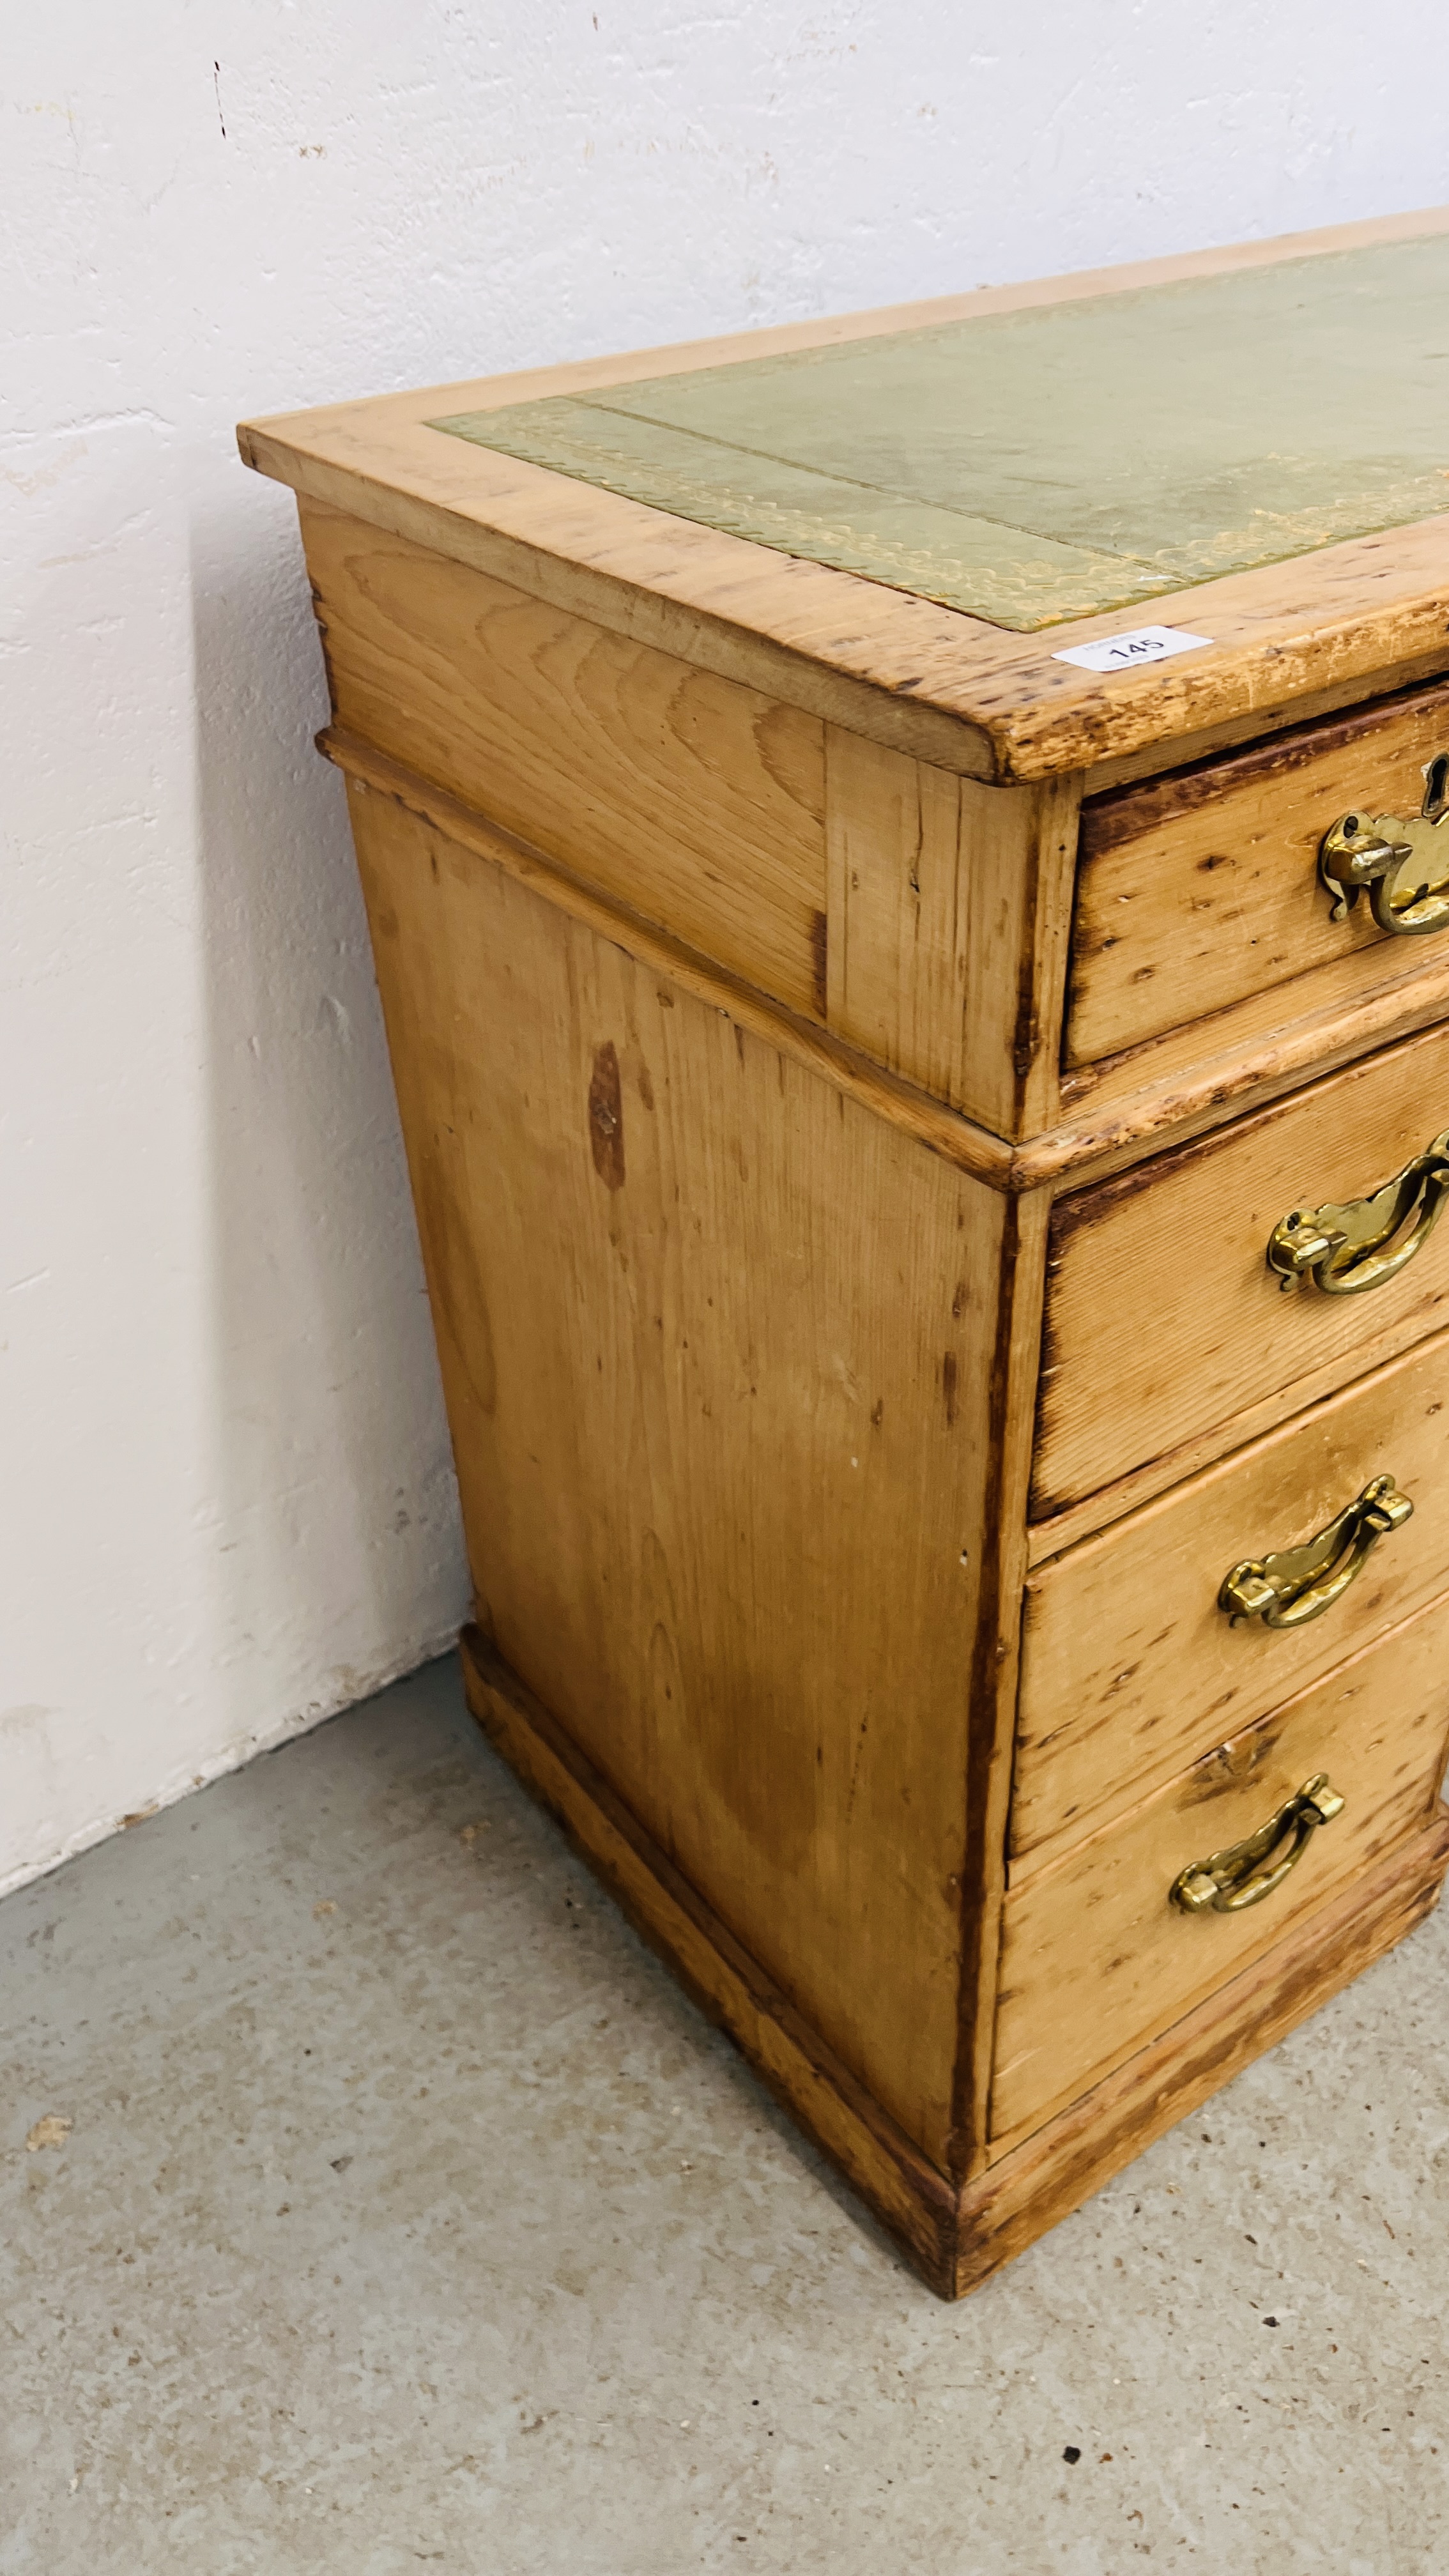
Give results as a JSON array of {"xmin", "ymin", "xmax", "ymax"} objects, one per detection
[{"xmin": 240, "ymin": 208, "xmax": 1449, "ymax": 790}]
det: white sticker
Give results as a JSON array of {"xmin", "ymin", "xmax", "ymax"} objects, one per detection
[{"xmin": 1052, "ymin": 624, "xmax": 1214, "ymax": 674}]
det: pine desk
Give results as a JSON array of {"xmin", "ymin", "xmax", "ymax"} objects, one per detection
[{"xmin": 240, "ymin": 207, "xmax": 1449, "ymax": 2294}]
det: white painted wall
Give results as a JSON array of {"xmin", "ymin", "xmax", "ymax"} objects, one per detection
[{"xmin": 4, "ymin": 4, "xmax": 1444, "ymax": 1894}]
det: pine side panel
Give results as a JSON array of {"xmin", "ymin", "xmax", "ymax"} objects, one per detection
[
  {"xmin": 299, "ymin": 498, "xmax": 830, "ymax": 1022},
  {"xmin": 460, "ymin": 1629, "xmax": 961, "ymax": 2292},
  {"xmin": 348, "ymin": 780, "xmax": 1008, "ymax": 2168},
  {"xmin": 318, "ymin": 728, "xmax": 1016, "ymax": 1190},
  {"xmin": 824, "ymin": 726, "xmax": 1080, "ymax": 1137}
]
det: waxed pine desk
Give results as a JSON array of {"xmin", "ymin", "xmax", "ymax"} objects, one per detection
[{"xmin": 240, "ymin": 206, "xmax": 1449, "ymax": 2295}]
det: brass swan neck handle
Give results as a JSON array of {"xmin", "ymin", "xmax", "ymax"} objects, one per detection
[
  {"xmin": 1267, "ymin": 1131, "xmax": 1449, "ymax": 1297},
  {"xmin": 1320, "ymin": 751, "xmax": 1449, "ymax": 937},
  {"xmin": 1170, "ymin": 1774, "xmax": 1346, "ymax": 1915},
  {"xmin": 1218, "ymin": 1474, "xmax": 1413, "ymax": 1630}
]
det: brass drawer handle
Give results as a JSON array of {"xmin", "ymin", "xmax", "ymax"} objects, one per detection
[
  {"xmin": 1170, "ymin": 1773, "xmax": 1346, "ymax": 1915},
  {"xmin": 1319, "ymin": 753, "xmax": 1449, "ymax": 936},
  {"xmin": 1218, "ymin": 1473, "xmax": 1413, "ymax": 1629},
  {"xmin": 1266, "ymin": 1130, "xmax": 1449, "ymax": 1295}
]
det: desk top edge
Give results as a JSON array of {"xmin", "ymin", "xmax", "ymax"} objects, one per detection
[{"xmin": 239, "ymin": 206, "xmax": 1449, "ymax": 785}]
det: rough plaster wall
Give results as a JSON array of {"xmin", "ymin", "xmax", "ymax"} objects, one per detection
[{"xmin": 4, "ymin": 4, "xmax": 1445, "ymax": 1895}]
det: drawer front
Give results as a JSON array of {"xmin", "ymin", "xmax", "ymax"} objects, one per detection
[
  {"xmin": 992, "ymin": 1595, "xmax": 1449, "ymax": 2144},
  {"xmin": 1068, "ymin": 678, "xmax": 1449, "ymax": 1068},
  {"xmin": 1016, "ymin": 1326, "xmax": 1449, "ymax": 1860},
  {"xmin": 1036, "ymin": 1017, "xmax": 1449, "ymax": 1517}
]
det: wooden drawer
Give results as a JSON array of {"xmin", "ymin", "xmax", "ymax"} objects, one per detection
[
  {"xmin": 1036, "ymin": 1016, "xmax": 1449, "ymax": 1517},
  {"xmin": 992, "ymin": 1593, "xmax": 1449, "ymax": 2144},
  {"xmin": 1068, "ymin": 678, "xmax": 1449, "ymax": 1068},
  {"xmin": 1016, "ymin": 1326, "xmax": 1449, "ymax": 1860}
]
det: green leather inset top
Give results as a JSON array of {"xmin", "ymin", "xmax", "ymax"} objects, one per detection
[{"xmin": 431, "ymin": 234, "xmax": 1449, "ymax": 633}]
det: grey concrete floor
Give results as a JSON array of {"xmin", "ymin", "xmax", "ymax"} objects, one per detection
[{"xmin": 4, "ymin": 1659, "xmax": 1448, "ymax": 2573}]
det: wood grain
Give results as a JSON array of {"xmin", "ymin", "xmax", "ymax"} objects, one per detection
[
  {"xmin": 1078, "ymin": 640, "xmax": 1449, "ymax": 796},
  {"xmin": 301, "ymin": 497, "xmax": 829, "ymax": 1021},
  {"xmin": 461, "ymin": 1628, "xmax": 960, "ymax": 2291},
  {"xmin": 302, "ymin": 490, "xmax": 1086, "ymax": 1138},
  {"xmin": 460, "ymin": 1627, "xmax": 1449, "ymax": 2297},
  {"xmin": 992, "ymin": 1593, "xmax": 1449, "ymax": 2141},
  {"xmin": 1016, "ymin": 1326, "xmax": 1449, "ymax": 1857},
  {"xmin": 1027, "ymin": 1270, "xmax": 1449, "ymax": 1568},
  {"xmin": 1069, "ymin": 677, "xmax": 1449, "ymax": 1064},
  {"xmin": 352, "ymin": 782, "xmax": 1006, "ymax": 2166},
  {"xmin": 321, "ymin": 728, "xmax": 1025, "ymax": 1190},
  {"xmin": 951, "ymin": 1186, "xmax": 1054, "ymax": 2177},
  {"xmin": 465, "ymin": 1616, "xmax": 1449, "ymax": 2297},
  {"xmin": 824, "ymin": 726, "xmax": 1080, "ymax": 1135},
  {"xmin": 1053, "ymin": 900, "xmax": 1449, "ymax": 1165},
  {"xmin": 961, "ymin": 1811, "xmax": 1449, "ymax": 2282},
  {"xmin": 1035, "ymin": 1018, "xmax": 1449, "ymax": 1514},
  {"xmin": 238, "ymin": 217, "xmax": 1449, "ymax": 2288},
  {"xmin": 323, "ymin": 726, "xmax": 1449, "ymax": 1210},
  {"xmin": 238, "ymin": 212, "xmax": 1449, "ymax": 791}
]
